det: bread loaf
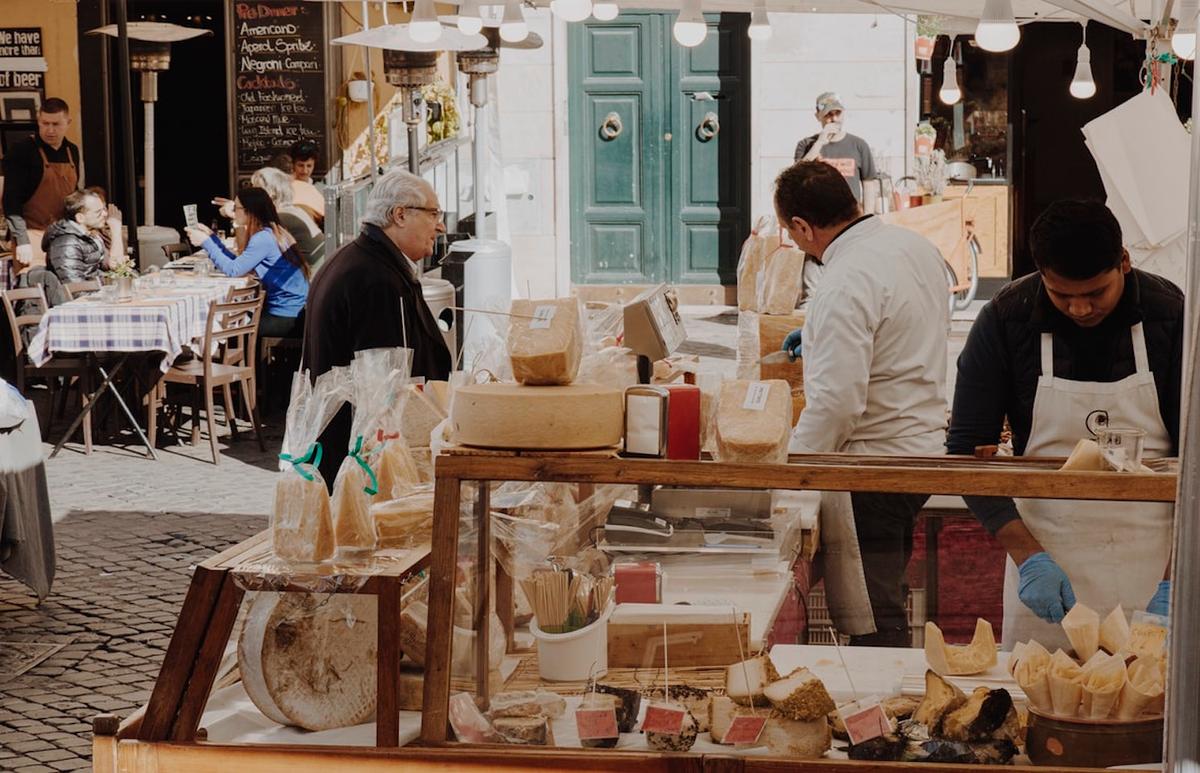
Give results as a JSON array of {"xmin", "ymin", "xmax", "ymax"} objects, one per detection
[
  {"xmin": 714, "ymin": 380, "xmax": 792, "ymax": 464},
  {"xmin": 507, "ymin": 298, "xmax": 583, "ymax": 385},
  {"xmin": 272, "ymin": 472, "xmax": 335, "ymax": 563}
]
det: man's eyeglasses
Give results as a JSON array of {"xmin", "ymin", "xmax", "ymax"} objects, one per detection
[{"xmin": 404, "ymin": 205, "xmax": 443, "ymax": 219}]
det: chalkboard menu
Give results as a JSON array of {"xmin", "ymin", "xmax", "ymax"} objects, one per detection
[{"xmin": 229, "ymin": 0, "xmax": 327, "ymax": 179}]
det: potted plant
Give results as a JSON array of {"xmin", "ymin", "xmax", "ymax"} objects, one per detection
[
  {"xmin": 914, "ymin": 149, "xmax": 948, "ymax": 204},
  {"xmin": 915, "ymin": 16, "xmax": 941, "ymax": 61},
  {"xmin": 106, "ymin": 260, "xmax": 139, "ymax": 300}
]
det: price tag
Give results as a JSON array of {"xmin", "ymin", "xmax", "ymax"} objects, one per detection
[
  {"xmin": 742, "ymin": 381, "xmax": 771, "ymax": 411},
  {"xmin": 530, "ymin": 304, "xmax": 557, "ymax": 329},
  {"xmin": 183, "ymin": 204, "xmax": 199, "ymax": 228},
  {"xmin": 839, "ymin": 700, "xmax": 892, "ymax": 745},
  {"xmin": 575, "ymin": 708, "xmax": 619, "ymax": 740},
  {"xmin": 723, "ymin": 714, "xmax": 767, "ymax": 745},
  {"xmin": 695, "ymin": 507, "xmax": 731, "ymax": 519},
  {"xmin": 641, "ymin": 702, "xmax": 685, "ymax": 735}
]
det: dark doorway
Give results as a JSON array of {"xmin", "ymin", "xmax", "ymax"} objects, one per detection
[{"xmin": 1009, "ymin": 22, "xmax": 1192, "ymax": 278}]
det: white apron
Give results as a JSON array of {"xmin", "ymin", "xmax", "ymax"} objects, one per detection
[
  {"xmin": 1002, "ymin": 323, "xmax": 1173, "ymax": 651},
  {"xmin": 818, "ymin": 430, "xmax": 947, "ymax": 636}
]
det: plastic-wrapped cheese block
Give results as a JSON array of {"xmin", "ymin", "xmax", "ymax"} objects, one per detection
[
  {"xmin": 714, "ymin": 380, "xmax": 792, "ymax": 464},
  {"xmin": 272, "ymin": 472, "xmax": 334, "ymax": 563},
  {"xmin": 374, "ymin": 441, "xmax": 421, "ymax": 500},
  {"xmin": 370, "ymin": 485, "xmax": 435, "ymax": 549},
  {"xmin": 330, "ymin": 458, "xmax": 377, "ymax": 555},
  {"xmin": 399, "ymin": 600, "xmax": 506, "ymax": 677},
  {"xmin": 401, "ymin": 384, "xmax": 448, "ymax": 450},
  {"xmin": 238, "ymin": 593, "xmax": 377, "ymax": 731},
  {"xmin": 452, "ymin": 383, "xmax": 624, "ymax": 450},
  {"xmin": 757, "ymin": 246, "xmax": 806, "ymax": 314},
  {"xmin": 507, "ymin": 298, "xmax": 583, "ymax": 385}
]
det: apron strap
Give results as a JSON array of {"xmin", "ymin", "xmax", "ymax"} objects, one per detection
[
  {"xmin": 1040, "ymin": 333, "xmax": 1054, "ymax": 377},
  {"xmin": 1131, "ymin": 322, "xmax": 1151, "ymax": 374}
]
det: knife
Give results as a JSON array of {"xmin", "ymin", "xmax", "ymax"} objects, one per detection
[{"xmin": 758, "ymin": 351, "xmax": 796, "ymax": 366}]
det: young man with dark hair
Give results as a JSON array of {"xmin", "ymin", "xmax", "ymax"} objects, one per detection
[
  {"xmin": 947, "ymin": 199, "xmax": 1182, "ymax": 651},
  {"xmin": 286, "ymin": 141, "xmax": 324, "ymax": 225},
  {"xmin": 2, "ymin": 98, "xmax": 82, "ymax": 273},
  {"xmin": 793, "ymin": 92, "xmax": 879, "ymax": 204},
  {"xmin": 776, "ymin": 160, "xmax": 950, "ymax": 646}
]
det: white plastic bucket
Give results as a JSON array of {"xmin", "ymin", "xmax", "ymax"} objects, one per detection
[{"xmin": 529, "ymin": 604, "xmax": 613, "ymax": 682}]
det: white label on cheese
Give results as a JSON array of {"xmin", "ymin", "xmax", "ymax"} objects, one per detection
[
  {"xmin": 530, "ymin": 305, "xmax": 557, "ymax": 329},
  {"xmin": 743, "ymin": 381, "xmax": 771, "ymax": 411},
  {"xmin": 695, "ymin": 507, "xmax": 731, "ymax": 519}
]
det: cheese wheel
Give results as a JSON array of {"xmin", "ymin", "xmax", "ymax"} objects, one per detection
[
  {"xmin": 714, "ymin": 380, "xmax": 792, "ymax": 464},
  {"xmin": 451, "ymin": 383, "xmax": 623, "ymax": 450},
  {"xmin": 272, "ymin": 471, "xmax": 335, "ymax": 563},
  {"xmin": 507, "ymin": 298, "xmax": 583, "ymax": 385},
  {"xmin": 238, "ymin": 593, "xmax": 377, "ymax": 731}
]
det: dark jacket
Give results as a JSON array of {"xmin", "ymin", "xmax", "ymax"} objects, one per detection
[
  {"xmin": 947, "ymin": 268, "xmax": 1184, "ymax": 533},
  {"xmin": 302, "ymin": 224, "xmax": 451, "ymax": 486},
  {"xmin": 43, "ymin": 219, "xmax": 105, "ymax": 284}
]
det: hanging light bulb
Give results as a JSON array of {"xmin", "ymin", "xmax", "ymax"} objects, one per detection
[
  {"xmin": 592, "ymin": 1, "xmax": 619, "ymax": 21},
  {"xmin": 976, "ymin": 0, "xmax": 1020, "ymax": 53},
  {"xmin": 499, "ymin": 0, "xmax": 528, "ymax": 42},
  {"xmin": 457, "ymin": 0, "xmax": 484, "ymax": 35},
  {"xmin": 1070, "ymin": 22, "xmax": 1096, "ymax": 99},
  {"xmin": 1174, "ymin": 0, "xmax": 1198, "ymax": 60},
  {"xmin": 409, "ymin": 0, "xmax": 443, "ymax": 43},
  {"xmin": 939, "ymin": 45, "xmax": 961, "ymax": 104},
  {"xmin": 673, "ymin": 0, "xmax": 706, "ymax": 47},
  {"xmin": 553, "ymin": 0, "xmax": 593, "ymax": 22},
  {"xmin": 748, "ymin": 0, "xmax": 771, "ymax": 40}
]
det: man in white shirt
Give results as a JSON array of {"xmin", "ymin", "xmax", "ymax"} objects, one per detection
[{"xmin": 777, "ymin": 161, "xmax": 950, "ymax": 646}]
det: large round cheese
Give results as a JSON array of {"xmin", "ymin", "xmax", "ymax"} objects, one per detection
[
  {"xmin": 450, "ymin": 383, "xmax": 623, "ymax": 450},
  {"xmin": 238, "ymin": 593, "xmax": 378, "ymax": 731}
]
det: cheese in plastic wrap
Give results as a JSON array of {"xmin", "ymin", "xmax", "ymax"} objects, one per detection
[
  {"xmin": 507, "ymin": 298, "xmax": 584, "ymax": 385},
  {"xmin": 714, "ymin": 379, "xmax": 792, "ymax": 464},
  {"xmin": 330, "ymin": 457, "xmax": 378, "ymax": 554},
  {"xmin": 371, "ymin": 484, "xmax": 435, "ymax": 549},
  {"xmin": 757, "ymin": 245, "xmax": 806, "ymax": 314}
]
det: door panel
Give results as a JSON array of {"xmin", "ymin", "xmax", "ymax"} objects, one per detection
[{"xmin": 570, "ymin": 13, "xmax": 749, "ymax": 285}]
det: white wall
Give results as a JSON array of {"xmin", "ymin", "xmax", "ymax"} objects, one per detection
[{"xmin": 493, "ymin": 11, "xmax": 917, "ymax": 298}]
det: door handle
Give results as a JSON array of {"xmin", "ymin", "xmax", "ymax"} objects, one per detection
[
  {"xmin": 695, "ymin": 111, "xmax": 720, "ymax": 142},
  {"xmin": 599, "ymin": 112, "xmax": 623, "ymax": 141}
]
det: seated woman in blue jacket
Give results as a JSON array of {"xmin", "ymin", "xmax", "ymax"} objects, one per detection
[{"xmin": 184, "ymin": 186, "xmax": 309, "ymax": 337}]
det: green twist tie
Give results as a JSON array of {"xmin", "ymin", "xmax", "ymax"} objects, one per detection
[
  {"xmin": 350, "ymin": 435, "xmax": 379, "ymax": 496},
  {"xmin": 279, "ymin": 442, "xmax": 323, "ymax": 481}
]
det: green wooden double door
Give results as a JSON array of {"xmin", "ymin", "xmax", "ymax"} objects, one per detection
[{"xmin": 568, "ymin": 13, "xmax": 751, "ymax": 285}]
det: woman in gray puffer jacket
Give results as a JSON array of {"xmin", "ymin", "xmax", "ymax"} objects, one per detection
[{"xmin": 43, "ymin": 189, "xmax": 126, "ymax": 284}]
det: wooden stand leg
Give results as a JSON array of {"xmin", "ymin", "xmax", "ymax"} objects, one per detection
[
  {"xmin": 171, "ymin": 574, "xmax": 245, "ymax": 741},
  {"xmin": 377, "ymin": 577, "xmax": 403, "ymax": 746},
  {"xmin": 496, "ymin": 560, "xmax": 515, "ymax": 654},
  {"xmin": 421, "ymin": 475, "xmax": 463, "ymax": 743},
  {"xmin": 474, "ymin": 482, "xmax": 491, "ymax": 707}
]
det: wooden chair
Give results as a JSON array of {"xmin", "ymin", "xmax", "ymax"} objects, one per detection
[
  {"xmin": 162, "ymin": 243, "xmax": 194, "ymax": 263},
  {"xmin": 218, "ymin": 281, "xmax": 262, "ymax": 423},
  {"xmin": 63, "ymin": 278, "xmax": 102, "ymax": 300},
  {"xmin": 148, "ymin": 296, "xmax": 265, "ymax": 464},
  {"xmin": 1, "ymin": 286, "xmax": 94, "ymax": 453}
]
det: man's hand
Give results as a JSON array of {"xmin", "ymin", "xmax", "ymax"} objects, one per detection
[
  {"xmin": 1147, "ymin": 580, "xmax": 1170, "ymax": 617},
  {"xmin": 1018, "ymin": 552, "xmax": 1076, "ymax": 623},
  {"xmin": 14, "ymin": 243, "xmax": 33, "ymax": 267},
  {"xmin": 781, "ymin": 328, "xmax": 803, "ymax": 362}
]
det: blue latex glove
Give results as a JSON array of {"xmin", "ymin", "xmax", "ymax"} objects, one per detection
[
  {"xmin": 781, "ymin": 328, "xmax": 804, "ymax": 362},
  {"xmin": 1147, "ymin": 580, "xmax": 1170, "ymax": 617},
  {"xmin": 1018, "ymin": 552, "xmax": 1076, "ymax": 623}
]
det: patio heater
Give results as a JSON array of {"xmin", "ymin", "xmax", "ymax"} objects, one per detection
[{"xmin": 87, "ymin": 22, "xmax": 212, "ymax": 228}]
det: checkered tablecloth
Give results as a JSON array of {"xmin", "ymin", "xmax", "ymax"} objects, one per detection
[
  {"xmin": 0, "ymin": 255, "xmax": 12, "ymax": 291},
  {"xmin": 27, "ymin": 276, "xmax": 248, "ymax": 372}
]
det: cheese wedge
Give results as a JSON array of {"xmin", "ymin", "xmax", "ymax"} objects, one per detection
[
  {"xmin": 924, "ymin": 619, "xmax": 998, "ymax": 676},
  {"xmin": 272, "ymin": 472, "xmax": 334, "ymax": 563},
  {"xmin": 761, "ymin": 711, "xmax": 832, "ymax": 758},
  {"xmin": 1060, "ymin": 439, "xmax": 1106, "ymax": 471},
  {"xmin": 371, "ymin": 485, "xmax": 435, "ymax": 549},
  {"xmin": 757, "ymin": 246, "xmax": 806, "ymax": 314},
  {"xmin": 763, "ymin": 667, "xmax": 835, "ymax": 721},
  {"xmin": 714, "ymin": 379, "xmax": 792, "ymax": 464},
  {"xmin": 451, "ymin": 383, "xmax": 624, "ymax": 450},
  {"xmin": 725, "ymin": 655, "xmax": 778, "ymax": 707},
  {"xmin": 373, "ymin": 441, "xmax": 421, "ymax": 500},
  {"xmin": 507, "ymin": 298, "xmax": 583, "ymax": 385},
  {"xmin": 330, "ymin": 458, "xmax": 377, "ymax": 554}
]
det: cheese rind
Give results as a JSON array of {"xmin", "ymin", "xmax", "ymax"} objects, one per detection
[
  {"xmin": 507, "ymin": 298, "xmax": 583, "ymax": 385},
  {"xmin": 272, "ymin": 470, "xmax": 335, "ymax": 563},
  {"xmin": 763, "ymin": 667, "xmax": 835, "ymax": 721},
  {"xmin": 452, "ymin": 383, "xmax": 624, "ymax": 450},
  {"xmin": 714, "ymin": 380, "xmax": 792, "ymax": 464}
]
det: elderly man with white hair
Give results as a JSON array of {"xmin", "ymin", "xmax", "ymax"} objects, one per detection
[
  {"xmin": 251, "ymin": 167, "xmax": 326, "ymax": 270},
  {"xmin": 303, "ymin": 168, "xmax": 452, "ymax": 486}
]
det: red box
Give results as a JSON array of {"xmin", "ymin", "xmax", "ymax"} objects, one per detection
[
  {"xmin": 662, "ymin": 384, "xmax": 700, "ymax": 460},
  {"xmin": 614, "ymin": 561, "xmax": 661, "ymax": 604}
]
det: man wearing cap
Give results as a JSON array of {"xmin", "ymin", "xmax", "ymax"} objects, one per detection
[{"xmin": 794, "ymin": 92, "xmax": 878, "ymax": 205}]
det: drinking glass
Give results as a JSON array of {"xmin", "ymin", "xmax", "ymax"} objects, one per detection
[{"xmin": 1097, "ymin": 427, "xmax": 1146, "ymax": 472}]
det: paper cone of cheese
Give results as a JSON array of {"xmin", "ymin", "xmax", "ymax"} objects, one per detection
[
  {"xmin": 1062, "ymin": 603, "xmax": 1100, "ymax": 661},
  {"xmin": 714, "ymin": 379, "xmax": 792, "ymax": 464},
  {"xmin": 1013, "ymin": 642, "xmax": 1053, "ymax": 712},
  {"xmin": 330, "ymin": 456, "xmax": 378, "ymax": 555},
  {"xmin": 1099, "ymin": 605, "xmax": 1131, "ymax": 655},
  {"xmin": 1060, "ymin": 439, "xmax": 1106, "ymax": 471},
  {"xmin": 272, "ymin": 471, "xmax": 335, "ymax": 563},
  {"xmin": 452, "ymin": 383, "xmax": 623, "ymax": 450},
  {"xmin": 373, "ymin": 440, "xmax": 421, "ymax": 500},
  {"xmin": 1080, "ymin": 655, "xmax": 1126, "ymax": 719},
  {"xmin": 1008, "ymin": 641, "xmax": 1027, "ymax": 677},
  {"xmin": 507, "ymin": 298, "xmax": 583, "ymax": 385},
  {"xmin": 1116, "ymin": 657, "xmax": 1164, "ymax": 720},
  {"xmin": 763, "ymin": 667, "xmax": 836, "ymax": 721},
  {"xmin": 757, "ymin": 245, "xmax": 806, "ymax": 314},
  {"xmin": 761, "ymin": 711, "xmax": 832, "ymax": 758},
  {"xmin": 238, "ymin": 593, "xmax": 378, "ymax": 731},
  {"xmin": 371, "ymin": 485, "xmax": 435, "ymax": 549},
  {"xmin": 924, "ymin": 618, "xmax": 998, "ymax": 676},
  {"xmin": 1048, "ymin": 649, "xmax": 1084, "ymax": 717}
]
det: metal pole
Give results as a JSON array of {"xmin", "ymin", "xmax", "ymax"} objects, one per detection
[
  {"xmin": 362, "ymin": 0, "xmax": 378, "ymax": 182},
  {"xmin": 142, "ymin": 73, "xmax": 155, "ymax": 226},
  {"xmin": 1165, "ymin": 47, "xmax": 1200, "ymax": 769},
  {"xmin": 114, "ymin": 0, "xmax": 139, "ymax": 265},
  {"xmin": 470, "ymin": 73, "xmax": 487, "ymax": 238},
  {"xmin": 405, "ymin": 87, "xmax": 421, "ymax": 175}
]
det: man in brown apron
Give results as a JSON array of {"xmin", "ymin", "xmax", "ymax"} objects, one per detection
[{"xmin": 2, "ymin": 98, "xmax": 81, "ymax": 273}]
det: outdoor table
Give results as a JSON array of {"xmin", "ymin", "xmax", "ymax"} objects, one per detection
[
  {"xmin": 25, "ymin": 274, "xmax": 249, "ymax": 459},
  {"xmin": 0, "ymin": 395, "xmax": 54, "ymax": 601}
]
